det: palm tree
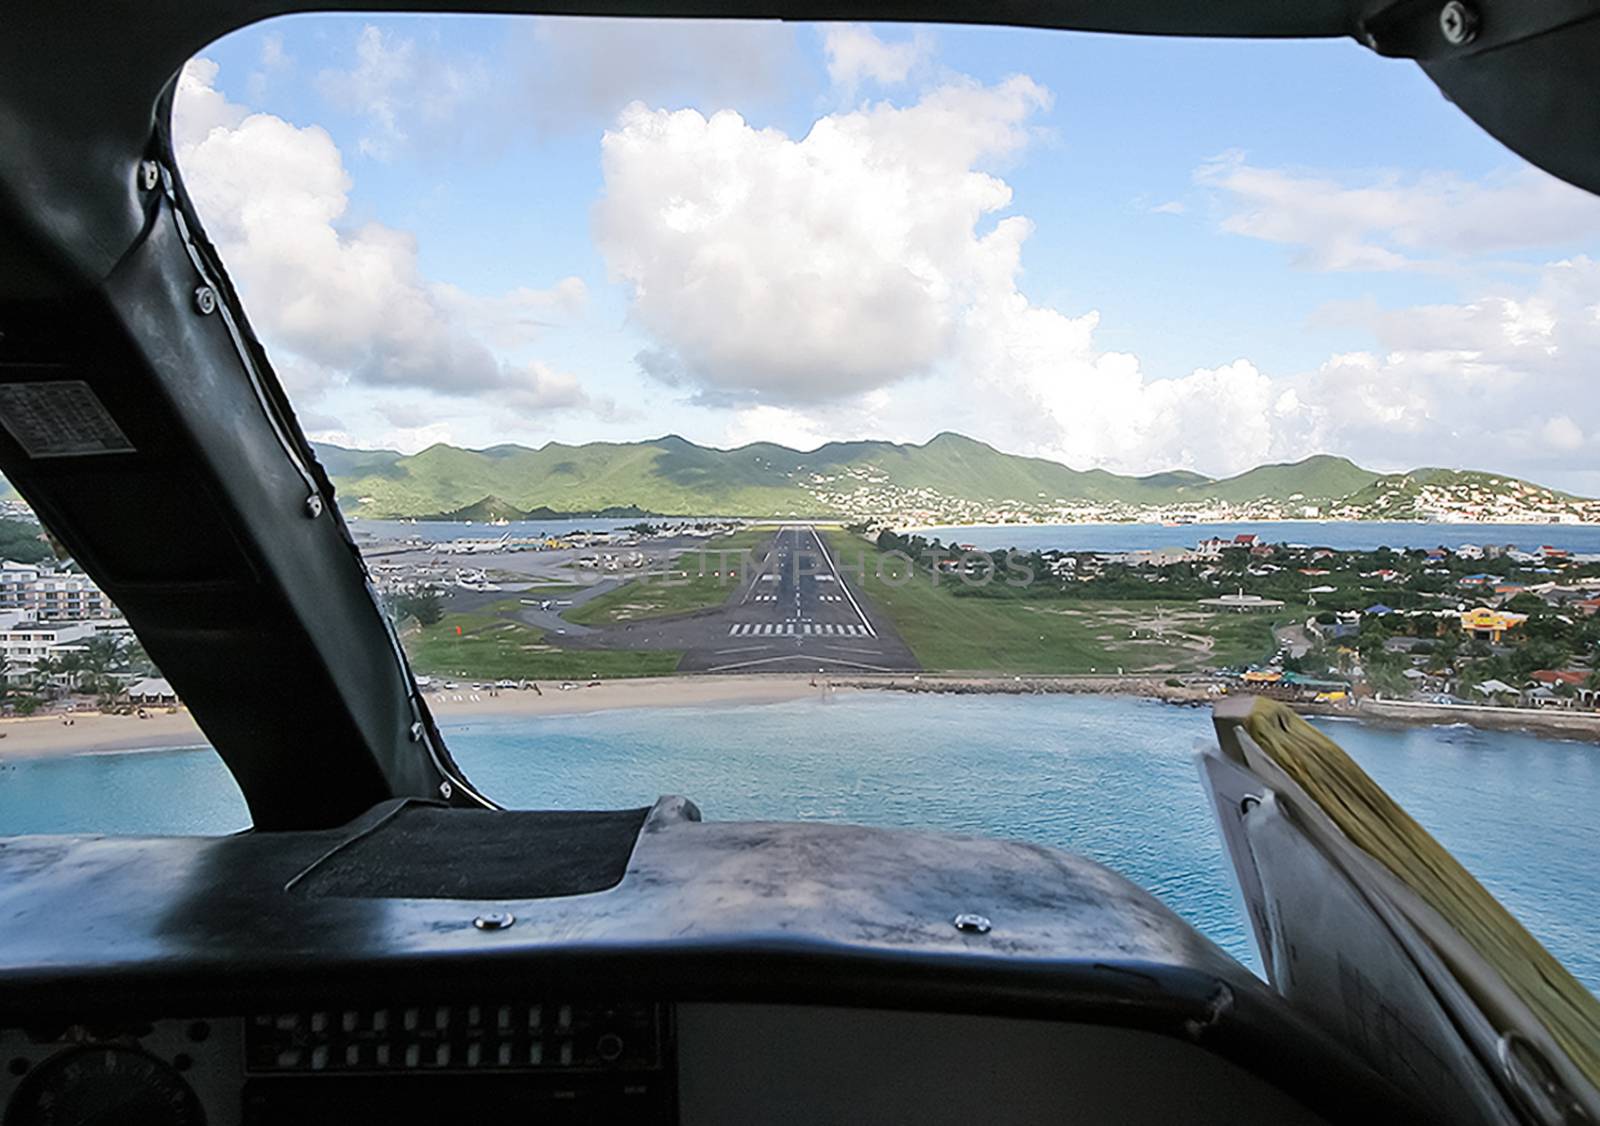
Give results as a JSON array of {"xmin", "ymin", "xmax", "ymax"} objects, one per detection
[
  {"xmin": 54, "ymin": 651, "xmax": 84, "ymax": 693},
  {"xmin": 83, "ymin": 633, "xmax": 122, "ymax": 668},
  {"xmin": 28, "ymin": 655, "xmax": 62, "ymax": 698},
  {"xmin": 78, "ymin": 633, "xmax": 127, "ymax": 696},
  {"xmin": 120, "ymin": 636, "xmax": 155, "ymax": 678}
]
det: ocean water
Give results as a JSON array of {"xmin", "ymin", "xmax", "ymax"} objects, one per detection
[
  {"xmin": 915, "ymin": 520, "xmax": 1600, "ymax": 555},
  {"xmin": 1, "ymin": 695, "xmax": 1595, "ymax": 992}
]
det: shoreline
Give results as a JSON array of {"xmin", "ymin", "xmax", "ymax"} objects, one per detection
[
  {"xmin": 0, "ymin": 710, "xmax": 207, "ymax": 761},
  {"xmin": 0, "ymin": 671, "xmax": 1593, "ymax": 761},
  {"xmin": 2, "ymin": 674, "xmax": 1597, "ymax": 763},
  {"xmin": 0, "ymin": 675, "xmax": 831, "ymax": 762}
]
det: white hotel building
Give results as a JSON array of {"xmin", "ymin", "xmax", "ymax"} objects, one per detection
[
  {"xmin": 0, "ymin": 560, "xmax": 126, "ymax": 682},
  {"xmin": 0, "ymin": 560, "xmax": 114, "ymax": 621}
]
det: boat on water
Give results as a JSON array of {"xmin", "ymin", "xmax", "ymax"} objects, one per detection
[{"xmin": 0, "ymin": 1, "xmax": 1596, "ymax": 1124}]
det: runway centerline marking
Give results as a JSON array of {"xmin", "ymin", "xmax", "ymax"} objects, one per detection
[{"xmin": 808, "ymin": 525, "xmax": 875, "ymax": 638}]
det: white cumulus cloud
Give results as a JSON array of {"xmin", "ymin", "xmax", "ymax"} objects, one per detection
[
  {"xmin": 596, "ymin": 75, "xmax": 1307, "ymax": 476},
  {"xmin": 1198, "ymin": 152, "xmax": 1600, "ymax": 271},
  {"xmin": 179, "ymin": 36, "xmax": 1600, "ymax": 489},
  {"xmin": 315, "ymin": 25, "xmax": 489, "ymax": 160},
  {"xmin": 595, "ymin": 76, "xmax": 1048, "ymax": 403},
  {"xmin": 1284, "ymin": 256, "xmax": 1600, "ymax": 477},
  {"xmin": 174, "ymin": 58, "xmax": 602, "ymax": 421},
  {"xmin": 1542, "ymin": 415, "xmax": 1585, "ymax": 452},
  {"xmin": 822, "ymin": 24, "xmax": 931, "ymax": 91},
  {"xmin": 598, "ymin": 79, "xmax": 1600, "ymax": 481}
]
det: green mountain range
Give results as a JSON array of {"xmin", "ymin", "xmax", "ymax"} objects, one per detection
[{"xmin": 312, "ymin": 432, "xmax": 1594, "ymax": 521}]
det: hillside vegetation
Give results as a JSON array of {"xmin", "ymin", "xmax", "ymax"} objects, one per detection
[
  {"xmin": 1335, "ymin": 468, "xmax": 1577, "ymax": 521},
  {"xmin": 313, "ymin": 432, "xmax": 1588, "ymax": 521},
  {"xmin": 0, "ymin": 517, "xmax": 51, "ymax": 564}
]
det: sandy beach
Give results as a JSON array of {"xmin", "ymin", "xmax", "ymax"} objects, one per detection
[
  {"xmin": 423, "ymin": 673, "xmax": 836, "ymax": 720},
  {"xmin": 0, "ymin": 674, "xmax": 835, "ymax": 761},
  {"xmin": 0, "ymin": 709, "xmax": 208, "ymax": 760},
  {"xmin": 0, "ymin": 673, "xmax": 1204, "ymax": 761},
  {"xmin": 2, "ymin": 673, "xmax": 1596, "ymax": 762}
]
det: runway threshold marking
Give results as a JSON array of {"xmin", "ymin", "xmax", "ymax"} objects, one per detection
[{"xmin": 729, "ymin": 623, "xmax": 868, "ymax": 637}]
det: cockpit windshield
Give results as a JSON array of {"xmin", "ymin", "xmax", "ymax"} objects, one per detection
[{"xmin": 1, "ymin": 13, "xmax": 1597, "ymax": 997}]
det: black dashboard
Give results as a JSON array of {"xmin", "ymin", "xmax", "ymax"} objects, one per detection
[
  {"xmin": 3, "ymin": 1000, "xmax": 671, "ymax": 1125},
  {"xmin": 0, "ymin": 799, "xmax": 1431, "ymax": 1125},
  {"xmin": 2, "ymin": 1002, "xmax": 1379, "ymax": 1125}
]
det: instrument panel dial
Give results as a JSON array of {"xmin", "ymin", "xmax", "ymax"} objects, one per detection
[{"xmin": 3, "ymin": 1045, "xmax": 203, "ymax": 1126}]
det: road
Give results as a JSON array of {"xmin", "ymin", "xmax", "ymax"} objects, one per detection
[
  {"xmin": 1273, "ymin": 621, "xmax": 1311, "ymax": 660},
  {"xmin": 560, "ymin": 525, "xmax": 921, "ymax": 674}
]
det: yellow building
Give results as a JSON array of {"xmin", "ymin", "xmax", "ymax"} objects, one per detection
[{"xmin": 1459, "ymin": 606, "xmax": 1527, "ymax": 642}]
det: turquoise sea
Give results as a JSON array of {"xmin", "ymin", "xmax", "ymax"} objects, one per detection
[{"xmin": 1, "ymin": 694, "xmax": 1595, "ymax": 991}]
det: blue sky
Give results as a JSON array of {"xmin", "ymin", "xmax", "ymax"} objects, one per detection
[{"xmin": 177, "ymin": 16, "xmax": 1600, "ymax": 491}]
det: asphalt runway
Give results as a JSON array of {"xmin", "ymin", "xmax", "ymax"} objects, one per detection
[{"xmin": 561, "ymin": 525, "xmax": 921, "ymax": 674}]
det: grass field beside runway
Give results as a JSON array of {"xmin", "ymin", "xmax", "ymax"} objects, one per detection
[
  {"xmin": 405, "ymin": 597, "xmax": 682, "ymax": 680},
  {"xmin": 822, "ymin": 531, "xmax": 1287, "ymax": 674}
]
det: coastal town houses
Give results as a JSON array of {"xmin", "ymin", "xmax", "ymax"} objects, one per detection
[
  {"xmin": 0, "ymin": 620, "xmax": 97, "ymax": 678},
  {"xmin": 1525, "ymin": 670, "xmax": 1599, "ymax": 708},
  {"xmin": 1459, "ymin": 606, "xmax": 1528, "ymax": 642},
  {"xmin": 27, "ymin": 575, "xmax": 114, "ymax": 621},
  {"xmin": 1473, "ymin": 679, "xmax": 1520, "ymax": 701},
  {"xmin": 0, "ymin": 616, "xmax": 132, "ymax": 681},
  {"xmin": 0, "ymin": 559, "xmax": 114, "ymax": 620},
  {"xmin": 1194, "ymin": 534, "xmax": 1262, "ymax": 559},
  {"xmin": 1307, "ymin": 611, "xmax": 1361, "ymax": 641},
  {"xmin": 126, "ymin": 677, "xmax": 177, "ymax": 707},
  {"xmin": 0, "ymin": 560, "xmax": 39, "ymax": 606},
  {"xmin": 0, "ymin": 562, "xmax": 130, "ymax": 696},
  {"xmin": 1402, "ymin": 667, "xmax": 1451, "ymax": 695}
]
